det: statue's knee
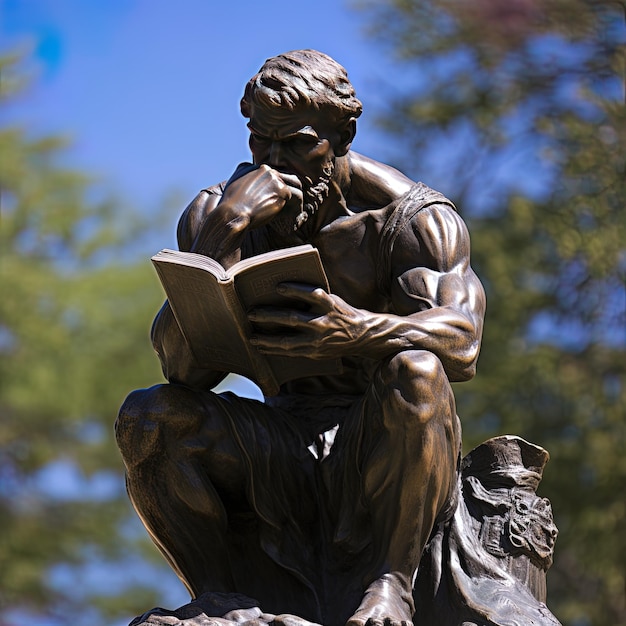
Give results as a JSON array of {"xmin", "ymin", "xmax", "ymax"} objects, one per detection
[
  {"xmin": 115, "ymin": 384, "xmax": 197, "ymax": 468},
  {"xmin": 378, "ymin": 350, "xmax": 450, "ymax": 426},
  {"xmin": 381, "ymin": 350, "xmax": 446, "ymax": 396}
]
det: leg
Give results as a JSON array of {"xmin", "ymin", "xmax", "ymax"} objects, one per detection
[
  {"xmin": 343, "ymin": 350, "xmax": 460, "ymax": 626},
  {"xmin": 115, "ymin": 384, "xmax": 249, "ymax": 597}
]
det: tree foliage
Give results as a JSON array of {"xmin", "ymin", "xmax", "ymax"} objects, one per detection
[
  {"xmin": 356, "ymin": 1, "xmax": 625, "ymax": 624},
  {"xmin": 0, "ymin": 53, "xmax": 175, "ymax": 625}
]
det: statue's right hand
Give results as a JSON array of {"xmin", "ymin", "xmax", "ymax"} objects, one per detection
[{"xmin": 220, "ymin": 163, "xmax": 301, "ymax": 229}]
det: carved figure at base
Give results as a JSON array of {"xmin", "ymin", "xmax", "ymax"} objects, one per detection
[
  {"xmin": 416, "ymin": 435, "xmax": 560, "ymax": 625},
  {"xmin": 116, "ymin": 50, "xmax": 559, "ymax": 625}
]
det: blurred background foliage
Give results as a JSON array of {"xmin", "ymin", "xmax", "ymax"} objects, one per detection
[
  {"xmin": 1, "ymin": 1, "xmax": 625, "ymax": 624},
  {"xmin": 0, "ymin": 52, "xmax": 172, "ymax": 623}
]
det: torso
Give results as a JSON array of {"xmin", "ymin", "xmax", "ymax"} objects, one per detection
[
  {"xmin": 312, "ymin": 208, "xmax": 394, "ymax": 313},
  {"xmin": 243, "ymin": 202, "xmax": 404, "ymax": 396},
  {"xmin": 191, "ymin": 153, "xmax": 431, "ymax": 395},
  {"xmin": 245, "ymin": 202, "xmax": 397, "ymax": 314}
]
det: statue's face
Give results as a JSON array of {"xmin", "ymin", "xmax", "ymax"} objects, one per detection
[
  {"xmin": 247, "ymin": 105, "xmax": 341, "ymax": 233},
  {"xmin": 247, "ymin": 105, "xmax": 340, "ymax": 184}
]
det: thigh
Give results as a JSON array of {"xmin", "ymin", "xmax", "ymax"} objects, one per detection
[{"xmin": 215, "ymin": 391, "xmax": 319, "ymax": 525}]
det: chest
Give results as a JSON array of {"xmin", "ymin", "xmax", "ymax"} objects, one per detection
[{"xmin": 311, "ymin": 211, "xmax": 391, "ymax": 312}]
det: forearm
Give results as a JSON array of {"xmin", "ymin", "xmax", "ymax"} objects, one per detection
[
  {"xmin": 189, "ymin": 200, "xmax": 249, "ymax": 268},
  {"xmin": 250, "ymin": 287, "xmax": 481, "ymax": 382},
  {"xmin": 351, "ymin": 307, "xmax": 481, "ymax": 382}
]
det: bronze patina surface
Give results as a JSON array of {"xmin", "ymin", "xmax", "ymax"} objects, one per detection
[{"xmin": 117, "ymin": 50, "xmax": 559, "ymax": 626}]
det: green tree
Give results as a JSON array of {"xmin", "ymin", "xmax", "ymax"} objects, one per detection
[
  {"xmin": 0, "ymin": 52, "xmax": 177, "ymax": 625},
  {"xmin": 356, "ymin": 1, "xmax": 625, "ymax": 624}
]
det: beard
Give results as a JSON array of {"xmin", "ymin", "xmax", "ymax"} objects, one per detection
[{"xmin": 269, "ymin": 159, "xmax": 335, "ymax": 238}]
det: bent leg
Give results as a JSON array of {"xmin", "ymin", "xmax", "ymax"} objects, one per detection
[
  {"xmin": 341, "ymin": 350, "xmax": 460, "ymax": 626},
  {"xmin": 116, "ymin": 384, "xmax": 249, "ymax": 597}
]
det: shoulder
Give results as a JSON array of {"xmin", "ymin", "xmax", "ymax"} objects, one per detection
[
  {"xmin": 386, "ymin": 185, "xmax": 470, "ymax": 273},
  {"xmin": 344, "ymin": 151, "xmax": 415, "ymax": 210},
  {"xmin": 176, "ymin": 182, "xmax": 225, "ymax": 251}
]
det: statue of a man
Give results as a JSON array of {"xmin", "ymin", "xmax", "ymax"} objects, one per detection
[{"xmin": 117, "ymin": 49, "xmax": 486, "ymax": 626}]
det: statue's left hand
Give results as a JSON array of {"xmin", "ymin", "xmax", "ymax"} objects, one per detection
[{"xmin": 248, "ymin": 282, "xmax": 369, "ymax": 359}]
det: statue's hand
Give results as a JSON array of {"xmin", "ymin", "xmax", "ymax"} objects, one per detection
[
  {"xmin": 248, "ymin": 282, "xmax": 369, "ymax": 360},
  {"xmin": 221, "ymin": 164, "xmax": 303, "ymax": 230},
  {"xmin": 189, "ymin": 164, "xmax": 305, "ymax": 266}
]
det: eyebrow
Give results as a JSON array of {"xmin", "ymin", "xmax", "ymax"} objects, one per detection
[{"xmin": 247, "ymin": 123, "xmax": 320, "ymax": 141}]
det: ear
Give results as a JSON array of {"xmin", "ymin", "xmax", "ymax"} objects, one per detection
[{"xmin": 333, "ymin": 118, "xmax": 356, "ymax": 156}]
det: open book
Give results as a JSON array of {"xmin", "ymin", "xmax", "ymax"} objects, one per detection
[{"xmin": 151, "ymin": 244, "xmax": 342, "ymax": 396}]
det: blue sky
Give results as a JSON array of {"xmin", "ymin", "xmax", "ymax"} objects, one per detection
[{"xmin": 1, "ymin": 0, "xmax": 398, "ymax": 249}]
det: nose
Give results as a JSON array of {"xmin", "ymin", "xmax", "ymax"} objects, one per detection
[{"xmin": 268, "ymin": 141, "xmax": 286, "ymax": 168}]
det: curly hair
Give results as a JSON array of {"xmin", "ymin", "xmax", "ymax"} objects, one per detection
[{"xmin": 240, "ymin": 49, "xmax": 362, "ymax": 124}]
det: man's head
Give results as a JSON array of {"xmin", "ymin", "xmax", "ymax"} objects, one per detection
[
  {"xmin": 240, "ymin": 50, "xmax": 362, "ymax": 234},
  {"xmin": 240, "ymin": 49, "xmax": 362, "ymax": 128}
]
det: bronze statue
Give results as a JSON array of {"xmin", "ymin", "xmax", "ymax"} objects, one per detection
[{"xmin": 117, "ymin": 50, "xmax": 559, "ymax": 626}]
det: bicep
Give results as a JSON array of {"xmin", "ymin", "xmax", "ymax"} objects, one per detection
[
  {"xmin": 393, "ymin": 267, "xmax": 472, "ymax": 314},
  {"xmin": 389, "ymin": 205, "xmax": 485, "ymax": 321}
]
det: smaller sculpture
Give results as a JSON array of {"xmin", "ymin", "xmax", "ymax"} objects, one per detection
[{"xmin": 415, "ymin": 436, "xmax": 560, "ymax": 625}]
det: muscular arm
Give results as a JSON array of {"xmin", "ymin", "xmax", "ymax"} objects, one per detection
[
  {"xmin": 250, "ymin": 203, "xmax": 486, "ymax": 383},
  {"xmin": 359, "ymin": 204, "xmax": 485, "ymax": 381}
]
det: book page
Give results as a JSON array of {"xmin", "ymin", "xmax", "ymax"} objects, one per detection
[
  {"xmin": 152, "ymin": 249, "xmax": 229, "ymax": 281},
  {"xmin": 233, "ymin": 245, "xmax": 329, "ymax": 311}
]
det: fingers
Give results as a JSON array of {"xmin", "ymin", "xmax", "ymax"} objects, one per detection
[
  {"xmin": 275, "ymin": 170, "xmax": 302, "ymax": 190},
  {"xmin": 221, "ymin": 165, "xmax": 294, "ymax": 226},
  {"xmin": 276, "ymin": 172, "xmax": 303, "ymax": 211},
  {"xmin": 249, "ymin": 332, "xmax": 311, "ymax": 355},
  {"xmin": 276, "ymin": 282, "xmax": 329, "ymax": 306},
  {"xmin": 226, "ymin": 162, "xmax": 258, "ymax": 186},
  {"xmin": 257, "ymin": 166, "xmax": 300, "ymax": 209},
  {"xmin": 262, "ymin": 165, "xmax": 293, "ymax": 200},
  {"xmin": 248, "ymin": 307, "xmax": 314, "ymax": 328}
]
